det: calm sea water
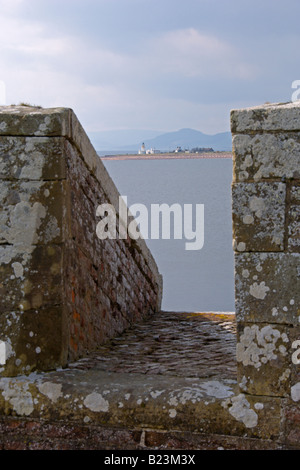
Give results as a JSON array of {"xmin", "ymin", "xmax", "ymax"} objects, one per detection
[{"xmin": 102, "ymin": 158, "xmax": 235, "ymax": 313}]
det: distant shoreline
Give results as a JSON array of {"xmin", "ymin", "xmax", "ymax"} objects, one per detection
[{"xmin": 99, "ymin": 151, "xmax": 232, "ymax": 161}]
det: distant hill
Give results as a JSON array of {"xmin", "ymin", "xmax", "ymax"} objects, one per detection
[
  {"xmin": 87, "ymin": 129, "xmax": 163, "ymax": 151},
  {"xmin": 88, "ymin": 128, "xmax": 232, "ymax": 153},
  {"xmin": 137, "ymin": 128, "xmax": 232, "ymax": 152}
]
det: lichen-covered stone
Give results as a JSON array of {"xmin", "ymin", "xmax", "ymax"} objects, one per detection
[
  {"xmin": 231, "ymin": 101, "xmax": 300, "ymax": 133},
  {"xmin": 1, "ymin": 100, "xmax": 299, "ymax": 448},
  {"xmin": 0, "ymin": 136, "xmax": 66, "ymax": 180},
  {"xmin": 232, "ymin": 133, "xmax": 300, "ymax": 182},
  {"xmin": 234, "ymin": 252, "xmax": 300, "ymax": 325},
  {"xmin": 0, "ymin": 306, "xmax": 67, "ymax": 377},
  {"xmin": 0, "ymin": 244, "xmax": 63, "ymax": 314},
  {"xmin": 0, "ymin": 106, "xmax": 162, "ymax": 377},
  {"xmin": 288, "ymin": 205, "xmax": 300, "ymax": 252},
  {"xmin": 231, "ymin": 101, "xmax": 300, "ymax": 445},
  {"xmin": 288, "ymin": 184, "xmax": 300, "ymax": 252},
  {"xmin": 236, "ymin": 322, "xmax": 292, "ymax": 397},
  {"xmin": 0, "ymin": 180, "xmax": 66, "ymax": 246},
  {"xmin": 290, "ymin": 184, "xmax": 300, "ymax": 204},
  {"xmin": 290, "ymin": 326, "xmax": 300, "ymax": 403},
  {"xmin": 0, "ymin": 367, "xmax": 282, "ymax": 441},
  {"xmin": 0, "ymin": 106, "xmax": 71, "ymax": 137},
  {"xmin": 232, "ymin": 182, "xmax": 286, "ymax": 252}
]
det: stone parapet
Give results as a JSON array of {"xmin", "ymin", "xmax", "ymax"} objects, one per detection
[
  {"xmin": 0, "ymin": 106, "xmax": 162, "ymax": 377},
  {"xmin": 0, "ymin": 101, "xmax": 299, "ymax": 449},
  {"xmin": 0, "ymin": 310, "xmax": 285, "ymax": 450},
  {"xmin": 231, "ymin": 101, "xmax": 300, "ymax": 447}
]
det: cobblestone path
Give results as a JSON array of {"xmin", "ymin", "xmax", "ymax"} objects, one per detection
[{"xmin": 69, "ymin": 311, "xmax": 237, "ymax": 381}]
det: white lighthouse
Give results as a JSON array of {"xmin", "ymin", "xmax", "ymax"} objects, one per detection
[{"xmin": 138, "ymin": 143, "xmax": 146, "ymax": 155}]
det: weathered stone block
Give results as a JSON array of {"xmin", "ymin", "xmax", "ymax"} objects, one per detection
[
  {"xmin": 235, "ymin": 252, "xmax": 300, "ymax": 325},
  {"xmin": 0, "ymin": 136, "xmax": 66, "ymax": 180},
  {"xmin": 290, "ymin": 184, "xmax": 300, "ymax": 204},
  {"xmin": 0, "ymin": 306, "xmax": 67, "ymax": 377},
  {"xmin": 0, "ymin": 106, "xmax": 71, "ymax": 137},
  {"xmin": 221, "ymin": 393, "xmax": 282, "ymax": 440},
  {"xmin": 236, "ymin": 322, "xmax": 292, "ymax": 397},
  {"xmin": 288, "ymin": 205, "xmax": 300, "ymax": 252},
  {"xmin": 0, "ymin": 244, "xmax": 63, "ymax": 314},
  {"xmin": 290, "ymin": 326, "xmax": 300, "ymax": 404},
  {"xmin": 0, "ymin": 180, "xmax": 66, "ymax": 246},
  {"xmin": 283, "ymin": 400, "xmax": 300, "ymax": 448},
  {"xmin": 288, "ymin": 184, "xmax": 300, "ymax": 253},
  {"xmin": 231, "ymin": 101, "xmax": 300, "ymax": 133},
  {"xmin": 232, "ymin": 182, "xmax": 286, "ymax": 252},
  {"xmin": 232, "ymin": 133, "xmax": 300, "ymax": 182}
]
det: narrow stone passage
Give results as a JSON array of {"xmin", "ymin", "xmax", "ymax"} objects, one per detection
[{"xmin": 68, "ymin": 311, "xmax": 237, "ymax": 381}]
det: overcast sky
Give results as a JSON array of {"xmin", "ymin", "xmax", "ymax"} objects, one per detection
[{"xmin": 0, "ymin": 0, "xmax": 299, "ymax": 134}]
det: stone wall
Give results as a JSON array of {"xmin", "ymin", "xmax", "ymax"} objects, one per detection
[
  {"xmin": 0, "ymin": 106, "xmax": 162, "ymax": 377},
  {"xmin": 0, "ymin": 101, "xmax": 299, "ymax": 450},
  {"xmin": 231, "ymin": 101, "xmax": 300, "ymax": 448}
]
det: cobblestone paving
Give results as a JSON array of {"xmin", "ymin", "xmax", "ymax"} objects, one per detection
[{"xmin": 68, "ymin": 311, "xmax": 237, "ymax": 380}]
